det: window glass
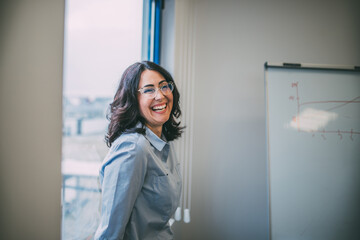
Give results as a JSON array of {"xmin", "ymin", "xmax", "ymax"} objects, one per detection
[{"xmin": 61, "ymin": 0, "xmax": 143, "ymax": 239}]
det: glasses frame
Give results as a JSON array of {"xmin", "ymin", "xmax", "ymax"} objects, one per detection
[{"xmin": 138, "ymin": 81, "xmax": 174, "ymax": 99}]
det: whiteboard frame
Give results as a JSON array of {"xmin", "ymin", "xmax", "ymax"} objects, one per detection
[{"xmin": 265, "ymin": 62, "xmax": 360, "ymax": 72}]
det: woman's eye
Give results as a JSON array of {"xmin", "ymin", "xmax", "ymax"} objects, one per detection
[
  {"xmin": 161, "ymin": 85, "xmax": 169, "ymax": 91},
  {"xmin": 143, "ymin": 88, "xmax": 155, "ymax": 94}
]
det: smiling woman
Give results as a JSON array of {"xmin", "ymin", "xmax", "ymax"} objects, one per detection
[{"xmin": 95, "ymin": 61, "xmax": 184, "ymax": 239}]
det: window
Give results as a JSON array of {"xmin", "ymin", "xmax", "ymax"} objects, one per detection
[{"xmin": 61, "ymin": 0, "xmax": 143, "ymax": 239}]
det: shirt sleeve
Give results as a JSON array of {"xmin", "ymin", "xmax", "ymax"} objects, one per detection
[{"xmin": 94, "ymin": 137, "xmax": 147, "ymax": 240}]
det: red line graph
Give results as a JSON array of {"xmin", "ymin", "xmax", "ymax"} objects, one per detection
[
  {"xmin": 300, "ymin": 96, "xmax": 360, "ymax": 111},
  {"xmin": 291, "ymin": 82, "xmax": 360, "ymax": 138}
]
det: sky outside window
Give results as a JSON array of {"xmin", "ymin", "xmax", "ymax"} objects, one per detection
[{"xmin": 63, "ymin": 0, "xmax": 143, "ymax": 98}]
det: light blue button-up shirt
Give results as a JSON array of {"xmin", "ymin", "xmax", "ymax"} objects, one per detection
[{"xmin": 94, "ymin": 126, "xmax": 182, "ymax": 240}]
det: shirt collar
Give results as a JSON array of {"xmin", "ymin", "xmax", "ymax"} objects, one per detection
[{"xmin": 145, "ymin": 126, "xmax": 167, "ymax": 151}]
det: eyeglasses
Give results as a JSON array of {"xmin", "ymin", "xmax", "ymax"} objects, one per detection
[{"xmin": 138, "ymin": 82, "xmax": 174, "ymax": 99}]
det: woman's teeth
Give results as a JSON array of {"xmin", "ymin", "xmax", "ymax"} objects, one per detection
[{"xmin": 152, "ymin": 104, "xmax": 166, "ymax": 111}]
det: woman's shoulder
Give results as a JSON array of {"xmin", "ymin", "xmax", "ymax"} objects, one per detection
[
  {"xmin": 110, "ymin": 131, "xmax": 148, "ymax": 151},
  {"xmin": 101, "ymin": 132, "xmax": 149, "ymax": 172}
]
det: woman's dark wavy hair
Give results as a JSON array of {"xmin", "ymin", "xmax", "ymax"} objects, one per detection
[{"xmin": 105, "ymin": 61, "xmax": 183, "ymax": 147}]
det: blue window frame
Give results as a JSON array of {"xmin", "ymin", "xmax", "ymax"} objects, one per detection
[{"xmin": 142, "ymin": 0, "xmax": 162, "ymax": 64}]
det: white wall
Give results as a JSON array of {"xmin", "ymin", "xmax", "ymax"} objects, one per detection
[
  {"xmin": 0, "ymin": 0, "xmax": 64, "ymax": 239},
  {"xmin": 172, "ymin": 0, "xmax": 360, "ymax": 239}
]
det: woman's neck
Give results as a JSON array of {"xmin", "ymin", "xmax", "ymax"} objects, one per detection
[{"xmin": 145, "ymin": 124, "xmax": 162, "ymax": 138}]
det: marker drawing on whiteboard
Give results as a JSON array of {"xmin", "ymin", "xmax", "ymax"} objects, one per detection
[{"xmin": 289, "ymin": 82, "xmax": 359, "ymax": 139}]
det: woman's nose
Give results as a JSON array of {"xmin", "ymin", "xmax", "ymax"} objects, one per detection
[{"xmin": 154, "ymin": 88, "xmax": 165, "ymax": 100}]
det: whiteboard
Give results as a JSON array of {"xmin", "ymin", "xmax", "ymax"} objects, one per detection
[{"xmin": 265, "ymin": 63, "xmax": 360, "ymax": 240}]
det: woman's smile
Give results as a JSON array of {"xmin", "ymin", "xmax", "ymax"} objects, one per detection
[{"xmin": 152, "ymin": 103, "xmax": 167, "ymax": 112}]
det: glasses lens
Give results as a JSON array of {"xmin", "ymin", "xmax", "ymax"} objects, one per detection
[
  {"xmin": 160, "ymin": 82, "xmax": 174, "ymax": 95},
  {"xmin": 142, "ymin": 87, "xmax": 156, "ymax": 97}
]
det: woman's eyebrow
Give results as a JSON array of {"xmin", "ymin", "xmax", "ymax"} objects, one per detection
[
  {"xmin": 142, "ymin": 80, "xmax": 167, "ymax": 88},
  {"xmin": 142, "ymin": 84, "xmax": 154, "ymax": 88}
]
